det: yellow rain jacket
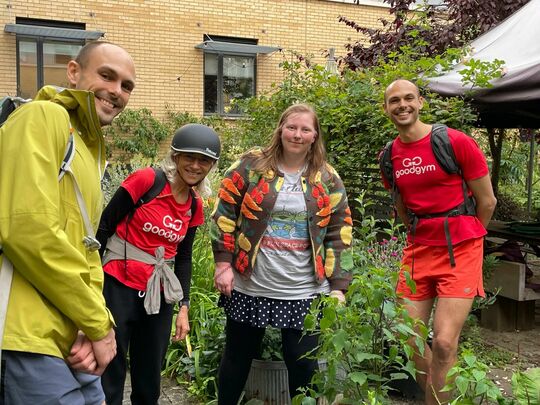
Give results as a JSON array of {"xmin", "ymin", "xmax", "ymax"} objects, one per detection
[{"xmin": 0, "ymin": 86, "xmax": 114, "ymax": 359}]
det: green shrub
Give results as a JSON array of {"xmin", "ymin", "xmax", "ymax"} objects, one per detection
[
  {"xmin": 162, "ymin": 225, "xmax": 226, "ymax": 402},
  {"xmin": 104, "ymin": 108, "xmax": 169, "ymax": 161}
]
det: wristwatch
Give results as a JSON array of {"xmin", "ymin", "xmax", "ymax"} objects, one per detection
[{"xmin": 180, "ymin": 299, "xmax": 190, "ymax": 309}]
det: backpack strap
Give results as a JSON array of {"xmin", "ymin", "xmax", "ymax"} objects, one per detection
[
  {"xmin": 135, "ymin": 167, "xmax": 167, "ymax": 208},
  {"xmin": 188, "ymin": 188, "xmax": 198, "ymax": 221},
  {"xmin": 430, "ymin": 124, "xmax": 460, "ymax": 175},
  {"xmin": 378, "ymin": 140, "xmax": 395, "ymax": 188},
  {"xmin": 0, "ymin": 120, "xmax": 85, "ymax": 374},
  {"xmin": 379, "ymin": 140, "xmax": 400, "ymax": 205},
  {"xmin": 0, "ymin": 250, "xmax": 13, "ymax": 370},
  {"xmin": 58, "ymin": 131, "xmax": 75, "ymax": 181}
]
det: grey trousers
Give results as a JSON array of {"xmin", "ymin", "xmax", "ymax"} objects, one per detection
[{"xmin": 0, "ymin": 350, "xmax": 104, "ymax": 405}]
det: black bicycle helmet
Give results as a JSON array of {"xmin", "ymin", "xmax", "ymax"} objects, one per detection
[{"xmin": 171, "ymin": 123, "xmax": 221, "ymax": 160}]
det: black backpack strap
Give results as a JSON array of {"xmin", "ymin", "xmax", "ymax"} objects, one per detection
[
  {"xmin": 379, "ymin": 140, "xmax": 395, "ymax": 189},
  {"xmin": 135, "ymin": 167, "xmax": 167, "ymax": 208},
  {"xmin": 430, "ymin": 124, "xmax": 460, "ymax": 175},
  {"xmin": 188, "ymin": 188, "xmax": 198, "ymax": 221},
  {"xmin": 0, "ymin": 97, "xmax": 16, "ymax": 127},
  {"xmin": 379, "ymin": 140, "xmax": 401, "ymax": 209}
]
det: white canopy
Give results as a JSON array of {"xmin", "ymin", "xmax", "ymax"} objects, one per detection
[{"xmin": 427, "ymin": 0, "xmax": 540, "ymax": 127}]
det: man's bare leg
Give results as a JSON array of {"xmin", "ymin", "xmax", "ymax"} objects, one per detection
[
  {"xmin": 400, "ymin": 298, "xmax": 434, "ymax": 394},
  {"xmin": 427, "ymin": 297, "xmax": 474, "ymax": 405}
]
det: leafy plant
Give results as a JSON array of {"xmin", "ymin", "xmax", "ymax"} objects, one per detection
[
  {"xmin": 443, "ymin": 350, "xmax": 505, "ymax": 404},
  {"xmin": 259, "ymin": 327, "xmax": 284, "ymax": 361},
  {"xmin": 512, "ymin": 368, "xmax": 540, "ymax": 405},
  {"xmin": 104, "ymin": 108, "xmax": 169, "ymax": 161},
  {"xmin": 162, "ymin": 224, "xmax": 226, "ymax": 401},
  {"xmin": 297, "ymin": 205, "xmax": 426, "ymax": 403}
]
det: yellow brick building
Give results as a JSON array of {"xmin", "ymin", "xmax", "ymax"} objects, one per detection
[{"xmin": 0, "ymin": 0, "xmax": 389, "ymax": 117}]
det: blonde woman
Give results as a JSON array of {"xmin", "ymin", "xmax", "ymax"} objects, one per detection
[
  {"xmin": 96, "ymin": 124, "xmax": 220, "ymax": 405},
  {"xmin": 211, "ymin": 104, "xmax": 353, "ymax": 403}
]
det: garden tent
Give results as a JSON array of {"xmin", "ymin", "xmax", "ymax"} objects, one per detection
[{"xmin": 427, "ymin": 0, "xmax": 540, "ymax": 128}]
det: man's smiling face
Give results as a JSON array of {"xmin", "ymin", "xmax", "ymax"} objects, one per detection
[
  {"xmin": 67, "ymin": 43, "xmax": 136, "ymax": 126},
  {"xmin": 383, "ymin": 79, "xmax": 424, "ymax": 130}
]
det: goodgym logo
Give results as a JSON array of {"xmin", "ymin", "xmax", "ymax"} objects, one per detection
[
  {"xmin": 142, "ymin": 215, "xmax": 185, "ymax": 243},
  {"xmin": 395, "ymin": 156, "xmax": 436, "ymax": 178}
]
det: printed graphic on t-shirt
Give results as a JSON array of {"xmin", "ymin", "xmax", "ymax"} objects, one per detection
[
  {"xmin": 260, "ymin": 178, "xmax": 309, "ymax": 257},
  {"xmin": 394, "ymin": 156, "xmax": 437, "ymax": 179},
  {"xmin": 140, "ymin": 212, "xmax": 188, "ymax": 244}
]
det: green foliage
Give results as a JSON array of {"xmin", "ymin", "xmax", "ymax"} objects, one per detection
[
  {"xmin": 232, "ymin": 48, "xmax": 478, "ymax": 201},
  {"xmin": 458, "ymin": 57, "xmax": 505, "ymax": 91},
  {"xmin": 259, "ymin": 327, "xmax": 284, "ymax": 361},
  {"xmin": 162, "ymin": 225, "xmax": 226, "ymax": 401},
  {"xmin": 444, "ymin": 350, "xmax": 506, "ymax": 404},
  {"xmin": 101, "ymin": 154, "xmax": 155, "ymax": 205},
  {"xmin": 298, "ymin": 207, "xmax": 426, "ymax": 403},
  {"xmin": 512, "ymin": 368, "xmax": 540, "ymax": 405},
  {"xmin": 104, "ymin": 108, "xmax": 169, "ymax": 161}
]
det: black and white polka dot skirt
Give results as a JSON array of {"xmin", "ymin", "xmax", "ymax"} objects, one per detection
[{"xmin": 218, "ymin": 290, "xmax": 318, "ymax": 330}]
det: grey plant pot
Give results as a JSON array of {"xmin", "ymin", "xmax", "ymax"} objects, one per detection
[
  {"xmin": 243, "ymin": 359, "xmax": 327, "ymax": 405},
  {"xmin": 244, "ymin": 359, "xmax": 290, "ymax": 404}
]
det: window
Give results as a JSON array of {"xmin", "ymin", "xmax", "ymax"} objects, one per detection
[
  {"xmin": 9, "ymin": 18, "xmax": 100, "ymax": 98},
  {"xmin": 202, "ymin": 36, "xmax": 257, "ymax": 116},
  {"xmin": 18, "ymin": 39, "xmax": 82, "ymax": 99}
]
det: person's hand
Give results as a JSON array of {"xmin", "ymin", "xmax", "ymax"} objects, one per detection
[
  {"xmin": 67, "ymin": 331, "xmax": 97, "ymax": 374},
  {"xmin": 329, "ymin": 290, "xmax": 346, "ymax": 305},
  {"xmin": 173, "ymin": 306, "xmax": 190, "ymax": 341},
  {"xmin": 90, "ymin": 328, "xmax": 117, "ymax": 376},
  {"xmin": 214, "ymin": 262, "xmax": 234, "ymax": 297}
]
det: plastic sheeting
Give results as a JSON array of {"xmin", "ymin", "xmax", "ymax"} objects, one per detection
[{"xmin": 427, "ymin": 0, "xmax": 540, "ymax": 128}]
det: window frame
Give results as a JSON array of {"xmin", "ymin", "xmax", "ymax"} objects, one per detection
[
  {"xmin": 13, "ymin": 18, "xmax": 86, "ymax": 98},
  {"xmin": 202, "ymin": 36, "xmax": 258, "ymax": 117}
]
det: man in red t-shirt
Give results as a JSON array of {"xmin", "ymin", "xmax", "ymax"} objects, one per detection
[{"xmin": 382, "ymin": 79, "xmax": 497, "ymax": 404}]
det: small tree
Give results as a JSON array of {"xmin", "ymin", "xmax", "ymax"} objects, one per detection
[
  {"xmin": 340, "ymin": 0, "xmax": 530, "ymax": 70},
  {"xmin": 340, "ymin": 0, "xmax": 531, "ymax": 197}
]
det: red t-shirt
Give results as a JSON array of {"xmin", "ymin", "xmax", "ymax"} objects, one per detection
[
  {"xmin": 386, "ymin": 128, "xmax": 488, "ymax": 246},
  {"xmin": 103, "ymin": 167, "xmax": 204, "ymax": 290}
]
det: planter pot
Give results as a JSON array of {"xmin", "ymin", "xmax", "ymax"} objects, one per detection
[
  {"xmin": 244, "ymin": 359, "xmax": 327, "ymax": 405},
  {"xmin": 244, "ymin": 359, "xmax": 290, "ymax": 404}
]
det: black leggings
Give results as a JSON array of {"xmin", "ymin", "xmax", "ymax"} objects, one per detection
[
  {"xmin": 218, "ymin": 318, "xmax": 319, "ymax": 405},
  {"xmin": 101, "ymin": 274, "xmax": 173, "ymax": 405}
]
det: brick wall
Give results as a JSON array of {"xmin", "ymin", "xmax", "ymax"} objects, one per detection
[{"xmin": 0, "ymin": 0, "xmax": 388, "ymax": 117}]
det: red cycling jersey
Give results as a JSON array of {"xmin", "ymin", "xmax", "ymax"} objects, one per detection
[
  {"xmin": 103, "ymin": 167, "xmax": 204, "ymax": 290},
  {"xmin": 386, "ymin": 127, "xmax": 488, "ymax": 246}
]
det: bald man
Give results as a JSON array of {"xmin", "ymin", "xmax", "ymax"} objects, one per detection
[
  {"xmin": 381, "ymin": 80, "xmax": 496, "ymax": 404},
  {"xmin": 0, "ymin": 41, "xmax": 136, "ymax": 404}
]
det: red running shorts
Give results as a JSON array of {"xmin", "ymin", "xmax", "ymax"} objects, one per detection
[{"xmin": 396, "ymin": 237, "xmax": 485, "ymax": 301}]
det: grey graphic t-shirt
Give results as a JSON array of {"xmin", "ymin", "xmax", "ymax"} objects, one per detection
[{"xmin": 235, "ymin": 170, "xmax": 330, "ymax": 299}]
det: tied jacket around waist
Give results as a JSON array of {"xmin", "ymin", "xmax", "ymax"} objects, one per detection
[{"xmin": 210, "ymin": 151, "xmax": 354, "ymax": 292}]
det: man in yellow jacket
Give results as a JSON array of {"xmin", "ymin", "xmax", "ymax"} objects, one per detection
[{"xmin": 0, "ymin": 41, "xmax": 136, "ymax": 404}]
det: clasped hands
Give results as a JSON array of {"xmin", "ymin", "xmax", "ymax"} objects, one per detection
[{"xmin": 66, "ymin": 329, "xmax": 116, "ymax": 376}]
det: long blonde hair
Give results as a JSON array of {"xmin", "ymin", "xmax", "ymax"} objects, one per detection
[
  {"xmin": 245, "ymin": 103, "xmax": 328, "ymax": 183},
  {"xmin": 161, "ymin": 150, "xmax": 214, "ymax": 198}
]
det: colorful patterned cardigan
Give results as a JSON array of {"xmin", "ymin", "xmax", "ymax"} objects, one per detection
[{"xmin": 210, "ymin": 152, "xmax": 354, "ymax": 291}]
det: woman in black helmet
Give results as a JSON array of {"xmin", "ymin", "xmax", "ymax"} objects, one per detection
[{"xmin": 95, "ymin": 124, "xmax": 221, "ymax": 405}]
